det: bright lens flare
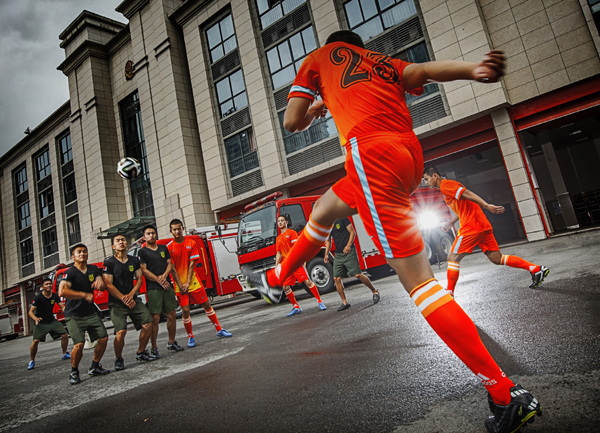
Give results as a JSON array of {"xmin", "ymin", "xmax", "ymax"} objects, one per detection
[{"xmin": 418, "ymin": 211, "xmax": 439, "ymax": 229}]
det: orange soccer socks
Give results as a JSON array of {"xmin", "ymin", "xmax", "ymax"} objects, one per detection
[
  {"xmin": 182, "ymin": 317, "xmax": 194, "ymax": 338},
  {"xmin": 205, "ymin": 307, "xmax": 222, "ymax": 332},
  {"xmin": 446, "ymin": 261, "xmax": 460, "ymax": 296},
  {"xmin": 501, "ymin": 255, "xmax": 540, "ymax": 273},
  {"xmin": 266, "ymin": 217, "xmax": 332, "ymax": 287},
  {"xmin": 410, "ymin": 279, "xmax": 514, "ymax": 405},
  {"xmin": 284, "ymin": 287, "xmax": 300, "ymax": 309},
  {"xmin": 307, "ymin": 283, "xmax": 323, "ymax": 303}
]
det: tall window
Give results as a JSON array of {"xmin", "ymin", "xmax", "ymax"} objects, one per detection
[
  {"xmin": 59, "ymin": 133, "xmax": 72, "ymax": 164},
  {"xmin": 215, "ymin": 70, "xmax": 248, "ymax": 118},
  {"xmin": 206, "ymin": 14, "xmax": 237, "ymax": 62},
  {"xmin": 266, "ymin": 26, "xmax": 317, "ymax": 90},
  {"xmin": 63, "ymin": 173, "xmax": 77, "ymax": 204},
  {"xmin": 15, "ymin": 166, "xmax": 28, "ymax": 195},
  {"xmin": 67, "ymin": 216, "xmax": 81, "ymax": 246},
  {"xmin": 20, "ymin": 239, "xmax": 34, "ymax": 267},
  {"xmin": 36, "ymin": 149, "xmax": 51, "ymax": 181},
  {"xmin": 18, "ymin": 202, "xmax": 31, "ymax": 230},
  {"xmin": 42, "ymin": 227, "xmax": 58, "ymax": 257},
  {"xmin": 344, "ymin": 0, "xmax": 417, "ymax": 42},
  {"xmin": 225, "ymin": 129, "xmax": 259, "ymax": 177},
  {"xmin": 119, "ymin": 91, "xmax": 154, "ymax": 217},
  {"xmin": 257, "ymin": 0, "xmax": 307, "ymax": 29},
  {"xmin": 39, "ymin": 189, "xmax": 54, "ymax": 218}
]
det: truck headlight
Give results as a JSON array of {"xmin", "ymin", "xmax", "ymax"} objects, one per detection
[{"xmin": 418, "ymin": 211, "xmax": 439, "ymax": 229}]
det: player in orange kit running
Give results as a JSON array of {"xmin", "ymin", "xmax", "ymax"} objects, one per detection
[
  {"xmin": 168, "ymin": 219, "xmax": 232, "ymax": 347},
  {"xmin": 243, "ymin": 30, "xmax": 542, "ymax": 433},
  {"xmin": 274, "ymin": 215, "xmax": 326, "ymax": 316},
  {"xmin": 423, "ymin": 166, "xmax": 549, "ymax": 296}
]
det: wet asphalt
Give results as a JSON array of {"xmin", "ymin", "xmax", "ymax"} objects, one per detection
[{"xmin": 1, "ymin": 230, "xmax": 599, "ymax": 433}]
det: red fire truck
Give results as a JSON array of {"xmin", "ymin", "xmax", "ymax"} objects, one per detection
[
  {"xmin": 50, "ymin": 226, "xmax": 244, "ymax": 320},
  {"xmin": 234, "ymin": 192, "xmax": 392, "ymax": 303}
]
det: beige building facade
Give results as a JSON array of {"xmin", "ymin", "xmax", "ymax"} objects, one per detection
[{"xmin": 3, "ymin": 0, "xmax": 600, "ymax": 334}]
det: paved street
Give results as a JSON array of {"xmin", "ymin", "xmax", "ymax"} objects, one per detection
[{"xmin": 1, "ymin": 230, "xmax": 599, "ymax": 433}]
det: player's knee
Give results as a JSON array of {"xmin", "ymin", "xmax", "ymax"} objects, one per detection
[
  {"xmin": 116, "ymin": 330, "xmax": 127, "ymax": 338},
  {"xmin": 447, "ymin": 253, "xmax": 458, "ymax": 262},
  {"xmin": 334, "ymin": 277, "xmax": 342, "ymax": 283},
  {"xmin": 98, "ymin": 336, "xmax": 109, "ymax": 343},
  {"xmin": 61, "ymin": 334, "xmax": 69, "ymax": 340},
  {"xmin": 167, "ymin": 310, "xmax": 176, "ymax": 319},
  {"xmin": 73, "ymin": 343, "xmax": 84, "ymax": 350},
  {"xmin": 32, "ymin": 339, "xmax": 40, "ymax": 345}
]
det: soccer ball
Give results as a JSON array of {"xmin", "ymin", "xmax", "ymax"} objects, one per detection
[{"xmin": 117, "ymin": 157, "xmax": 142, "ymax": 180}]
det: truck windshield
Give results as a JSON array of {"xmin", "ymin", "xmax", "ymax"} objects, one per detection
[{"xmin": 238, "ymin": 205, "xmax": 277, "ymax": 248}]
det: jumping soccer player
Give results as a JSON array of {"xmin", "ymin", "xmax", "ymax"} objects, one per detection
[
  {"xmin": 58, "ymin": 244, "xmax": 109, "ymax": 384},
  {"xmin": 168, "ymin": 219, "xmax": 232, "ymax": 347},
  {"xmin": 275, "ymin": 215, "xmax": 326, "ymax": 316},
  {"xmin": 28, "ymin": 278, "xmax": 70, "ymax": 370},
  {"xmin": 138, "ymin": 225, "xmax": 184, "ymax": 356},
  {"xmin": 324, "ymin": 217, "xmax": 379, "ymax": 311},
  {"xmin": 103, "ymin": 234, "xmax": 156, "ymax": 371},
  {"xmin": 423, "ymin": 166, "xmax": 549, "ymax": 296},
  {"xmin": 243, "ymin": 30, "xmax": 541, "ymax": 433}
]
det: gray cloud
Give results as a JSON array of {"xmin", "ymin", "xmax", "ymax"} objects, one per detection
[{"xmin": 0, "ymin": 0, "xmax": 124, "ymax": 157}]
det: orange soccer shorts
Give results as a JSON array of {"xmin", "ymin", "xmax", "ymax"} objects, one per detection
[
  {"xmin": 451, "ymin": 230, "xmax": 499, "ymax": 254},
  {"xmin": 332, "ymin": 132, "xmax": 424, "ymax": 259},
  {"xmin": 176, "ymin": 287, "xmax": 209, "ymax": 307},
  {"xmin": 283, "ymin": 266, "xmax": 310, "ymax": 287}
]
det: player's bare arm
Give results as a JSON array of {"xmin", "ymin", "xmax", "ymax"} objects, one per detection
[
  {"xmin": 442, "ymin": 214, "xmax": 460, "ymax": 232},
  {"xmin": 130, "ymin": 268, "xmax": 144, "ymax": 297},
  {"xmin": 283, "ymin": 98, "xmax": 328, "ymax": 132},
  {"xmin": 103, "ymin": 274, "xmax": 134, "ymax": 309},
  {"xmin": 158, "ymin": 259, "xmax": 173, "ymax": 289},
  {"xmin": 58, "ymin": 280, "xmax": 93, "ymax": 303},
  {"xmin": 92, "ymin": 275, "xmax": 105, "ymax": 291},
  {"xmin": 461, "ymin": 189, "xmax": 505, "ymax": 214},
  {"xmin": 170, "ymin": 267, "xmax": 187, "ymax": 294},
  {"xmin": 403, "ymin": 50, "xmax": 506, "ymax": 89},
  {"xmin": 182, "ymin": 259, "xmax": 196, "ymax": 292},
  {"xmin": 275, "ymin": 251, "xmax": 282, "ymax": 267},
  {"xmin": 28, "ymin": 305, "xmax": 41, "ymax": 325},
  {"xmin": 323, "ymin": 235, "xmax": 332, "ymax": 263},
  {"xmin": 344, "ymin": 224, "xmax": 356, "ymax": 254}
]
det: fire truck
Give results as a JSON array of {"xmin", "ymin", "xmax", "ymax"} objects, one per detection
[
  {"xmin": 50, "ymin": 226, "xmax": 244, "ymax": 320},
  {"xmin": 234, "ymin": 192, "xmax": 393, "ymax": 303}
]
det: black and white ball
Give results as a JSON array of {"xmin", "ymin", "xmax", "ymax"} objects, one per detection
[{"xmin": 117, "ymin": 157, "xmax": 142, "ymax": 180}]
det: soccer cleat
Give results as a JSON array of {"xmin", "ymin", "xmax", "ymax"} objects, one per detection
[
  {"xmin": 114, "ymin": 357, "xmax": 125, "ymax": 371},
  {"xmin": 187, "ymin": 336, "xmax": 196, "ymax": 348},
  {"xmin": 27, "ymin": 361, "xmax": 35, "ymax": 370},
  {"xmin": 151, "ymin": 347, "xmax": 160, "ymax": 359},
  {"xmin": 61, "ymin": 352, "xmax": 71, "ymax": 360},
  {"xmin": 318, "ymin": 302, "xmax": 327, "ymax": 311},
  {"xmin": 217, "ymin": 329, "xmax": 233, "ymax": 338},
  {"xmin": 337, "ymin": 303, "xmax": 351, "ymax": 311},
  {"xmin": 484, "ymin": 384, "xmax": 542, "ymax": 433},
  {"xmin": 69, "ymin": 370, "xmax": 81, "ymax": 385},
  {"xmin": 167, "ymin": 341, "xmax": 184, "ymax": 352},
  {"xmin": 136, "ymin": 350, "xmax": 157, "ymax": 362},
  {"xmin": 373, "ymin": 292, "xmax": 380, "ymax": 304},
  {"xmin": 88, "ymin": 363, "xmax": 110, "ymax": 376},
  {"xmin": 241, "ymin": 265, "xmax": 283, "ymax": 303},
  {"xmin": 529, "ymin": 266, "xmax": 549, "ymax": 288},
  {"xmin": 287, "ymin": 307, "xmax": 303, "ymax": 317}
]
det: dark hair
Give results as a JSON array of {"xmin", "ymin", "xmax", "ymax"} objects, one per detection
[
  {"xmin": 326, "ymin": 30, "xmax": 365, "ymax": 49},
  {"xmin": 70, "ymin": 243, "xmax": 88, "ymax": 256},
  {"xmin": 142, "ymin": 225, "xmax": 157, "ymax": 235},
  {"xmin": 169, "ymin": 219, "xmax": 183, "ymax": 229},
  {"xmin": 111, "ymin": 233, "xmax": 127, "ymax": 245},
  {"xmin": 42, "ymin": 278, "xmax": 52, "ymax": 285},
  {"xmin": 423, "ymin": 166, "xmax": 441, "ymax": 177}
]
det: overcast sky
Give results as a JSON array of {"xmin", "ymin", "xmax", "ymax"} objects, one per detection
[{"xmin": 0, "ymin": 0, "xmax": 125, "ymax": 157}]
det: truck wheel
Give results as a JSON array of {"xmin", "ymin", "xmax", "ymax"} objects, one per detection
[
  {"xmin": 305, "ymin": 257, "xmax": 334, "ymax": 295},
  {"xmin": 249, "ymin": 290, "xmax": 262, "ymax": 299},
  {"xmin": 437, "ymin": 233, "xmax": 454, "ymax": 262},
  {"xmin": 425, "ymin": 240, "xmax": 437, "ymax": 264}
]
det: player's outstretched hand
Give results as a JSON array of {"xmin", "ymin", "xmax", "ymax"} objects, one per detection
[
  {"xmin": 486, "ymin": 204, "xmax": 505, "ymax": 214},
  {"xmin": 472, "ymin": 50, "xmax": 506, "ymax": 83},
  {"xmin": 441, "ymin": 222, "xmax": 452, "ymax": 232},
  {"xmin": 308, "ymin": 100, "xmax": 328, "ymax": 119},
  {"xmin": 84, "ymin": 293, "xmax": 94, "ymax": 304}
]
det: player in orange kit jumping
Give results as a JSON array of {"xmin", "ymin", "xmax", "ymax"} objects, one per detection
[
  {"xmin": 243, "ymin": 30, "xmax": 542, "ymax": 433},
  {"xmin": 423, "ymin": 166, "xmax": 549, "ymax": 296}
]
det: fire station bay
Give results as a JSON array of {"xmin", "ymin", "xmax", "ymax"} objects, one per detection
[{"xmin": 2, "ymin": 0, "xmax": 600, "ymax": 336}]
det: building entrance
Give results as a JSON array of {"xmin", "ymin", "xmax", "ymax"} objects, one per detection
[{"xmin": 519, "ymin": 106, "xmax": 600, "ymax": 233}]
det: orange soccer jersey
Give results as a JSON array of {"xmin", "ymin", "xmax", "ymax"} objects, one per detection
[
  {"xmin": 167, "ymin": 237, "xmax": 203, "ymax": 293},
  {"xmin": 440, "ymin": 179, "xmax": 492, "ymax": 236},
  {"xmin": 276, "ymin": 229, "xmax": 298, "ymax": 260},
  {"xmin": 288, "ymin": 42, "xmax": 424, "ymax": 149}
]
